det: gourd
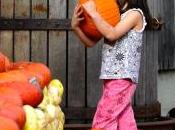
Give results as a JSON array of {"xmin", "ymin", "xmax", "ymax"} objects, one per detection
[
  {"xmin": 78, "ymin": 0, "xmax": 120, "ymax": 41},
  {"xmin": 47, "ymin": 79, "xmax": 64, "ymax": 105},
  {"xmin": 39, "ymin": 79, "xmax": 64, "ymax": 108},
  {"xmin": 0, "ymin": 116, "xmax": 19, "ymax": 130},
  {"xmin": 23, "ymin": 105, "xmax": 39, "ymax": 130}
]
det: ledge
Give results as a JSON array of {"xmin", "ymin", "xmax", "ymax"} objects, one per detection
[{"xmin": 64, "ymin": 117, "xmax": 175, "ymax": 130}]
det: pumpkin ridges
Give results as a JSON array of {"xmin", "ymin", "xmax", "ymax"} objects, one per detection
[{"xmin": 0, "ymin": 116, "xmax": 20, "ymax": 130}]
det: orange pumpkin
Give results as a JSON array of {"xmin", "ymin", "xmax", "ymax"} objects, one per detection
[
  {"xmin": 0, "ymin": 62, "xmax": 52, "ymax": 89},
  {"xmin": 0, "ymin": 102, "xmax": 26, "ymax": 129},
  {"xmin": 78, "ymin": 0, "xmax": 120, "ymax": 41},
  {"xmin": 0, "ymin": 52, "xmax": 11, "ymax": 72},
  {"xmin": 0, "ymin": 116, "xmax": 19, "ymax": 130},
  {"xmin": 21, "ymin": 62, "xmax": 52, "ymax": 88},
  {"xmin": 11, "ymin": 62, "xmax": 52, "ymax": 88},
  {"xmin": 0, "ymin": 82, "xmax": 43, "ymax": 107}
]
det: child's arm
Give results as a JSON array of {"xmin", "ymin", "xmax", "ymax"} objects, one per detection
[
  {"xmin": 71, "ymin": 5, "xmax": 96, "ymax": 47},
  {"xmin": 82, "ymin": 0, "xmax": 142, "ymax": 42}
]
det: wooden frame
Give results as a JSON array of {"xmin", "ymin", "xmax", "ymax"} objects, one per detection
[{"xmin": 0, "ymin": 19, "xmax": 71, "ymax": 30}]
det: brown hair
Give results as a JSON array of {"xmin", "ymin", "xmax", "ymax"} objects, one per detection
[{"xmin": 117, "ymin": 0, "xmax": 162, "ymax": 30}]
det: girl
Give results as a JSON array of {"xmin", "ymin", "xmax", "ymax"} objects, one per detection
[{"xmin": 71, "ymin": 0, "xmax": 161, "ymax": 130}]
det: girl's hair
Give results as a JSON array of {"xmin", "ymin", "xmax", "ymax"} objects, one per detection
[{"xmin": 117, "ymin": 0, "xmax": 162, "ymax": 30}]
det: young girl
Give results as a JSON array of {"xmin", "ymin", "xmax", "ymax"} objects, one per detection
[{"xmin": 71, "ymin": 0, "xmax": 161, "ymax": 130}]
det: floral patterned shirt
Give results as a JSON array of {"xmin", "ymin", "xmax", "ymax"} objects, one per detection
[{"xmin": 100, "ymin": 8, "xmax": 147, "ymax": 83}]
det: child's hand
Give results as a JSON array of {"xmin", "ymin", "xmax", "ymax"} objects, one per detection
[
  {"xmin": 82, "ymin": 0, "xmax": 97, "ymax": 18},
  {"xmin": 71, "ymin": 5, "xmax": 84, "ymax": 30}
]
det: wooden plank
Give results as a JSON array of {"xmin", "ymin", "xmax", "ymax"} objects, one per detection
[
  {"xmin": 147, "ymin": 0, "xmax": 154, "ymax": 104},
  {"xmin": 166, "ymin": 0, "xmax": 175, "ymax": 69},
  {"xmin": 68, "ymin": 31, "xmax": 86, "ymax": 107},
  {"xmin": 0, "ymin": 31, "xmax": 13, "ymax": 61},
  {"xmin": 135, "ymin": 0, "xmax": 148, "ymax": 106},
  {"xmin": 68, "ymin": 0, "xmax": 86, "ymax": 108},
  {"xmin": 15, "ymin": 0, "xmax": 30, "ymax": 19},
  {"xmin": 31, "ymin": 31, "xmax": 47, "ymax": 63},
  {"xmin": 14, "ymin": 0, "xmax": 30, "ymax": 61},
  {"xmin": 152, "ymin": 0, "xmax": 160, "ymax": 102},
  {"xmin": 49, "ymin": 0, "xmax": 67, "ymax": 106},
  {"xmin": 32, "ymin": 0, "xmax": 47, "ymax": 19},
  {"xmin": 135, "ymin": 0, "xmax": 160, "ymax": 106},
  {"xmin": 135, "ymin": 0, "xmax": 154, "ymax": 106},
  {"xmin": 63, "ymin": 102, "xmax": 160, "ymax": 121},
  {"xmin": 64, "ymin": 118, "xmax": 175, "ymax": 130},
  {"xmin": 14, "ymin": 31, "xmax": 30, "ymax": 61},
  {"xmin": 0, "ymin": 0, "xmax": 13, "ymax": 18},
  {"xmin": 31, "ymin": 0, "xmax": 47, "ymax": 64},
  {"xmin": 158, "ymin": 0, "xmax": 164, "ymax": 70},
  {"xmin": 87, "ymin": 41, "xmax": 103, "ymax": 107},
  {"xmin": 63, "ymin": 107, "xmax": 95, "ymax": 120},
  {"xmin": 141, "ymin": 0, "xmax": 159, "ymax": 105},
  {"xmin": 144, "ymin": 0, "xmax": 157, "ymax": 104},
  {"xmin": 49, "ymin": 31, "xmax": 66, "ymax": 105},
  {"xmin": 158, "ymin": 0, "xmax": 175, "ymax": 70},
  {"xmin": 135, "ymin": 32, "xmax": 146, "ymax": 106},
  {"xmin": 145, "ymin": 0, "xmax": 155, "ymax": 103},
  {"xmin": 0, "ymin": 19, "xmax": 71, "ymax": 30},
  {"xmin": 49, "ymin": 0, "xmax": 66, "ymax": 19},
  {"xmin": 160, "ymin": 0, "xmax": 169, "ymax": 69},
  {"xmin": 145, "ymin": 30, "xmax": 156, "ymax": 104},
  {"xmin": 0, "ymin": 0, "xmax": 14, "ymax": 61},
  {"xmin": 159, "ymin": 0, "xmax": 165, "ymax": 69}
]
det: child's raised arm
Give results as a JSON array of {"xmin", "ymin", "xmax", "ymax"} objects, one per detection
[{"xmin": 71, "ymin": 5, "xmax": 96, "ymax": 47}]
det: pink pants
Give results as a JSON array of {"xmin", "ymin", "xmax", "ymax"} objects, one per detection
[{"xmin": 92, "ymin": 79, "xmax": 138, "ymax": 130}]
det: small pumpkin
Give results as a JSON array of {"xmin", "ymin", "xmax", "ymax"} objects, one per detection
[
  {"xmin": 0, "ymin": 116, "xmax": 19, "ymax": 130},
  {"xmin": 78, "ymin": 0, "xmax": 120, "ymax": 41},
  {"xmin": 0, "ymin": 102, "xmax": 26, "ymax": 129}
]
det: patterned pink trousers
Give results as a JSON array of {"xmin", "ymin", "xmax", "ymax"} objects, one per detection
[{"xmin": 92, "ymin": 79, "xmax": 138, "ymax": 130}]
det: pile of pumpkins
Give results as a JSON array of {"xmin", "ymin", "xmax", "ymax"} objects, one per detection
[{"xmin": 0, "ymin": 52, "xmax": 65, "ymax": 130}]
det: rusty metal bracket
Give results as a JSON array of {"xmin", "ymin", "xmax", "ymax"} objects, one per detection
[{"xmin": 0, "ymin": 18, "xmax": 71, "ymax": 30}]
